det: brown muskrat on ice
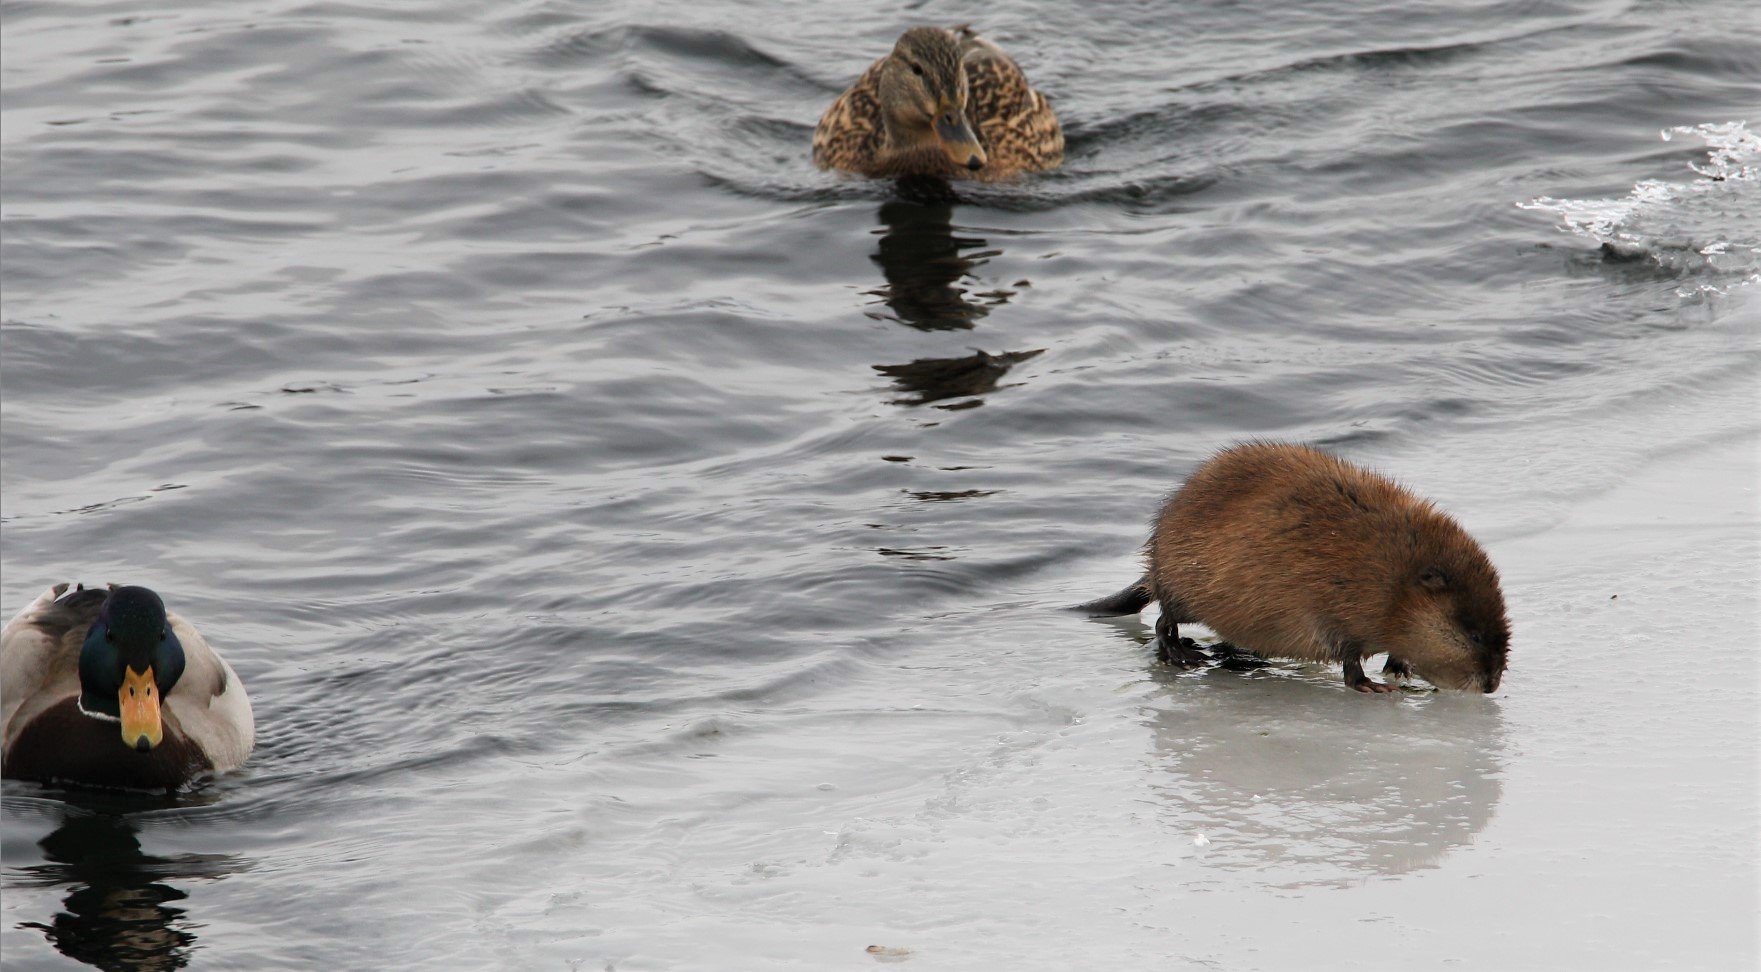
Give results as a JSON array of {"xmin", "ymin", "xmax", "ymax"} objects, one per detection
[{"xmin": 1077, "ymin": 442, "xmax": 1510, "ymax": 693}]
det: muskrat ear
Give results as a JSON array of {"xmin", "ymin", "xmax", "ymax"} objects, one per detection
[{"xmin": 1419, "ymin": 567, "xmax": 1449, "ymax": 591}]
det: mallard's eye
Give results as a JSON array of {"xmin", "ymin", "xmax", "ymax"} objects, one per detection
[{"xmin": 910, "ymin": 63, "xmax": 923, "ymax": 77}]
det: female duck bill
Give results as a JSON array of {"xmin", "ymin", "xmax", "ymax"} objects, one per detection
[{"xmin": 935, "ymin": 112, "xmax": 986, "ymax": 171}]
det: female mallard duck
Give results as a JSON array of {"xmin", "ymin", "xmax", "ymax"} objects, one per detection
[
  {"xmin": 813, "ymin": 26, "xmax": 1063, "ymax": 181},
  {"xmin": 2, "ymin": 583, "xmax": 253, "ymax": 789}
]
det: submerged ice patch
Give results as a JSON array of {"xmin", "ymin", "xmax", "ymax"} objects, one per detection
[{"xmin": 1520, "ymin": 121, "xmax": 1760, "ymax": 298}]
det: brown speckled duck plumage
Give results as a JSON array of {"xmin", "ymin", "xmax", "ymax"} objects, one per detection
[{"xmin": 813, "ymin": 26, "xmax": 1063, "ymax": 182}]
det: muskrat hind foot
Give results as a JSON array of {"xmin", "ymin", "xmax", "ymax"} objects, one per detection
[
  {"xmin": 1155, "ymin": 637, "xmax": 1208, "ymax": 667},
  {"xmin": 1154, "ymin": 615, "xmax": 1208, "ymax": 667},
  {"xmin": 1213, "ymin": 643, "xmax": 1271, "ymax": 671}
]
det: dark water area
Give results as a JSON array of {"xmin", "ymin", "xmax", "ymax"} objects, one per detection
[{"xmin": 3, "ymin": 1, "xmax": 1758, "ymax": 969}]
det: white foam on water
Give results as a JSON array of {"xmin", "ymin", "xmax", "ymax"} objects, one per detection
[{"xmin": 1520, "ymin": 121, "xmax": 1761, "ymax": 297}]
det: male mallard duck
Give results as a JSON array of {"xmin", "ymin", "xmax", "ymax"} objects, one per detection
[
  {"xmin": 813, "ymin": 26, "xmax": 1063, "ymax": 181},
  {"xmin": 2, "ymin": 583, "xmax": 253, "ymax": 789}
]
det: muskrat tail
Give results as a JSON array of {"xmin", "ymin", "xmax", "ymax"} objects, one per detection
[{"xmin": 1071, "ymin": 576, "xmax": 1154, "ymax": 616}]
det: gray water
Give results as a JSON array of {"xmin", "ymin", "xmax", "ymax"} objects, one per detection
[{"xmin": 3, "ymin": 1, "xmax": 1758, "ymax": 969}]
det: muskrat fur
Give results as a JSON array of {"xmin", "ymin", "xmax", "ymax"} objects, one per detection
[{"xmin": 1077, "ymin": 442, "xmax": 1510, "ymax": 693}]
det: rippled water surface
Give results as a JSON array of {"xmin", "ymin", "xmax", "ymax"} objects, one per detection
[{"xmin": 3, "ymin": 1, "xmax": 1758, "ymax": 969}]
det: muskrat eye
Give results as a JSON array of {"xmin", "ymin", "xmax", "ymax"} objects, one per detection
[{"xmin": 1468, "ymin": 631, "xmax": 1485, "ymax": 647}]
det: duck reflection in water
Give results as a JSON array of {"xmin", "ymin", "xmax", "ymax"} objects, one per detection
[
  {"xmin": 16, "ymin": 809, "xmax": 241, "ymax": 971},
  {"xmin": 868, "ymin": 194, "xmax": 1000, "ymax": 331},
  {"xmin": 875, "ymin": 348, "xmax": 1043, "ymax": 409},
  {"xmin": 869, "ymin": 194, "xmax": 1044, "ymax": 409}
]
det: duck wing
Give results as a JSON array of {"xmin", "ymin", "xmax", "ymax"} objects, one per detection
[
  {"xmin": 957, "ymin": 28, "xmax": 1063, "ymax": 177},
  {"xmin": 161, "ymin": 612, "xmax": 254, "ymax": 772},
  {"xmin": 2, "ymin": 583, "xmax": 104, "ymax": 745},
  {"xmin": 812, "ymin": 57, "xmax": 888, "ymax": 174}
]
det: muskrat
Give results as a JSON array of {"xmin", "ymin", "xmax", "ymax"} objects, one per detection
[{"xmin": 1077, "ymin": 442, "xmax": 1510, "ymax": 693}]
